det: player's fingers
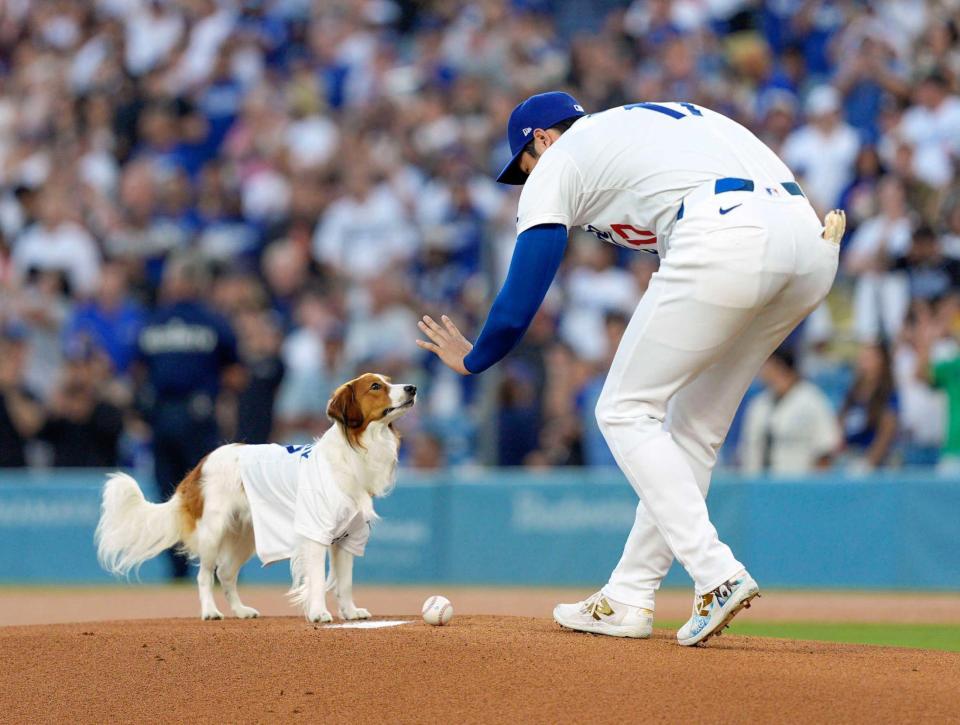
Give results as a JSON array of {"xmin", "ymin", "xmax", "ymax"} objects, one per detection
[
  {"xmin": 422, "ymin": 315, "xmax": 448, "ymax": 339},
  {"xmin": 416, "ymin": 339, "xmax": 440, "ymax": 354},
  {"xmin": 440, "ymin": 315, "xmax": 461, "ymax": 338},
  {"xmin": 417, "ymin": 320, "xmax": 445, "ymax": 345}
]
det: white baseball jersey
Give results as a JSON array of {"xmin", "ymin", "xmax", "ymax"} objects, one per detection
[
  {"xmin": 239, "ymin": 443, "xmax": 371, "ymax": 565},
  {"xmin": 516, "ymin": 102, "xmax": 797, "ymax": 257}
]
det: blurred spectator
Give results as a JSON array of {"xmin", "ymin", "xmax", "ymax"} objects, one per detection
[
  {"xmin": 914, "ymin": 299, "xmax": 960, "ymax": 472},
  {"xmin": 739, "ymin": 348, "xmax": 840, "ymax": 475},
  {"xmin": 844, "ymin": 176, "xmax": 913, "ymax": 341},
  {"xmin": 580, "ymin": 311, "xmax": 628, "ymax": 467},
  {"xmin": 496, "ymin": 366, "xmax": 541, "ymax": 466},
  {"xmin": 14, "ymin": 269, "xmax": 70, "ymax": 402},
  {"xmin": 895, "ymin": 305, "xmax": 950, "ymax": 466},
  {"xmin": 838, "ymin": 342, "xmax": 899, "ymax": 470},
  {"xmin": 834, "ymin": 33, "xmax": 908, "ymax": 142},
  {"xmin": 0, "ymin": 326, "xmax": 43, "ymax": 467},
  {"xmin": 894, "ymin": 68, "xmax": 960, "ymax": 188},
  {"xmin": 409, "ymin": 431, "xmax": 446, "ymax": 470},
  {"xmin": 892, "ymin": 225, "xmax": 960, "ymax": 303},
  {"xmin": 837, "ymin": 146, "xmax": 885, "ymax": 234},
  {"xmin": 312, "ymin": 164, "xmax": 417, "ymax": 282},
  {"xmin": 63, "ymin": 261, "xmax": 146, "ymax": 376},
  {"xmin": 261, "ymin": 236, "xmax": 310, "ymax": 328},
  {"xmin": 561, "ymin": 239, "xmax": 639, "ymax": 362},
  {"xmin": 783, "ymin": 86, "xmax": 861, "ymax": 212},
  {"xmin": 344, "ymin": 275, "xmax": 420, "ymax": 369},
  {"xmin": 38, "ymin": 354, "xmax": 123, "ymax": 467},
  {"xmin": 11, "ymin": 190, "xmax": 101, "ymax": 297},
  {"xmin": 134, "ymin": 255, "xmax": 243, "ymax": 578},
  {"xmin": 234, "ymin": 309, "xmax": 284, "ymax": 444},
  {"xmin": 943, "ymin": 197, "xmax": 960, "ymax": 259},
  {"xmin": 274, "ymin": 287, "xmax": 342, "ymax": 442}
]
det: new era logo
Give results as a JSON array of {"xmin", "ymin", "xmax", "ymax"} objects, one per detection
[
  {"xmin": 574, "ymin": 104, "xmax": 584, "ymax": 112},
  {"xmin": 522, "ymin": 127, "xmax": 532, "ymax": 136}
]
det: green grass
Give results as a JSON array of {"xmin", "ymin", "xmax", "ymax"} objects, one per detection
[{"xmin": 660, "ymin": 620, "xmax": 960, "ymax": 652}]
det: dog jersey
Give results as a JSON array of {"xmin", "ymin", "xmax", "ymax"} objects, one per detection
[
  {"xmin": 238, "ymin": 443, "xmax": 371, "ymax": 565},
  {"xmin": 515, "ymin": 102, "xmax": 796, "ymax": 257}
]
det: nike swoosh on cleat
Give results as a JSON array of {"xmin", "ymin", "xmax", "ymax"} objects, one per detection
[{"xmin": 719, "ymin": 204, "xmax": 742, "ymax": 215}]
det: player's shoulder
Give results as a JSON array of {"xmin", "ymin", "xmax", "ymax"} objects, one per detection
[
  {"xmin": 522, "ymin": 139, "xmax": 583, "ymax": 190},
  {"xmin": 535, "ymin": 111, "xmax": 621, "ymax": 169}
]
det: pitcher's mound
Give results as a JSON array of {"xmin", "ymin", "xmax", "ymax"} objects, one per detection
[{"xmin": 2, "ymin": 616, "xmax": 957, "ymax": 723}]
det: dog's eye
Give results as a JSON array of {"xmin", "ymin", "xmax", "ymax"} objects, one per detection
[{"xmin": 370, "ymin": 383, "xmax": 381, "ymax": 391}]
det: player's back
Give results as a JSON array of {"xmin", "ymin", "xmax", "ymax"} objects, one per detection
[{"xmin": 546, "ymin": 102, "xmax": 796, "ymax": 240}]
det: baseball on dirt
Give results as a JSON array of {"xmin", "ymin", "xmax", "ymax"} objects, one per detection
[{"xmin": 421, "ymin": 595, "xmax": 454, "ymax": 626}]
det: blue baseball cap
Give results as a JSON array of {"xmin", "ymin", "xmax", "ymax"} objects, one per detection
[{"xmin": 496, "ymin": 91, "xmax": 586, "ymax": 185}]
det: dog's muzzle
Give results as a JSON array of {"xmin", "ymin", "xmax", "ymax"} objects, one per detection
[{"xmin": 383, "ymin": 391, "xmax": 416, "ymax": 416}]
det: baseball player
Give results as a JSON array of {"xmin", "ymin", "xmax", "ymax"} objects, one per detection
[{"xmin": 416, "ymin": 92, "xmax": 845, "ymax": 645}]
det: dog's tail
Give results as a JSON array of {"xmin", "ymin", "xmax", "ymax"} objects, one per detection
[{"xmin": 95, "ymin": 472, "xmax": 186, "ymax": 576}]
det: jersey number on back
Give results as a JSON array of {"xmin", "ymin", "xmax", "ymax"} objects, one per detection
[{"xmin": 625, "ymin": 102, "xmax": 703, "ymax": 119}]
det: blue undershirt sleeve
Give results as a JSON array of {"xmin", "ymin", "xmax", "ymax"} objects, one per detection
[{"xmin": 462, "ymin": 223, "xmax": 568, "ymax": 374}]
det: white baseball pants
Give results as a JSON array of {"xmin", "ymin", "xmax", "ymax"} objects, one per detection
[{"xmin": 598, "ymin": 190, "xmax": 839, "ymax": 607}]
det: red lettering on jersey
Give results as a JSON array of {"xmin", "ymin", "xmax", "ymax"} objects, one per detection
[{"xmin": 610, "ymin": 224, "xmax": 657, "ymax": 245}]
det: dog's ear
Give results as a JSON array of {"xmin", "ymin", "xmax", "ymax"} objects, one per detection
[{"xmin": 327, "ymin": 383, "xmax": 363, "ymax": 430}]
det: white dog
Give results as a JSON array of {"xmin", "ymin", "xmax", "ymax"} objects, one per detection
[{"xmin": 96, "ymin": 373, "xmax": 416, "ymax": 622}]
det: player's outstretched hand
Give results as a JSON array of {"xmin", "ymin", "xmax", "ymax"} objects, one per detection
[{"xmin": 416, "ymin": 315, "xmax": 474, "ymax": 375}]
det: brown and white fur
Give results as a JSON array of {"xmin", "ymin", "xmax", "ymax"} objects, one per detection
[{"xmin": 95, "ymin": 374, "xmax": 416, "ymax": 622}]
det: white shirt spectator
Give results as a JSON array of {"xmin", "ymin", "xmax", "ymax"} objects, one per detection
[
  {"xmin": 241, "ymin": 167, "xmax": 291, "ymax": 223},
  {"xmin": 124, "ymin": 2, "xmax": 184, "ymax": 77},
  {"xmin": 12, "ymin": 221, "xmax": 101, "ymax": 297},
  {"xmin": 897, "ymin": 95, "xmax": 960, "ymax": 187},
  {"xmin": 70, "ymin": 32, "xmax": 110, "ymax": 92},
  {"xmin": 313, "ymin": 185, "xmax": 417, "ymax": 281},
  {"xmin": 845, "ymin": 215, "xmax": 913, "ymax": 260},
  {"xmin": 893, "ymin": 343, "xmax": 947, "ymax": 449},
  {"xmin": 344, "ymin": 304, "xmax": 419, "ymax": 367},
  {"xmin": 169, "ymin": 5, "xmax": 235, "ymax": 91},
  {"xmin": 561, "ymin": 264, "xmax": 639, "ymax": 361},
  {"xmin": 783, "ymin": 119, "xmax": 860, "ymax": 211},
  {"xmin": 287, "ymin": 115, "xmax": 339, "ymax": 170},
  {"xmin": 844, "ymin": 214, "xmax": 912, "ymax": 341},
  {"xmin": 740, "ymin": 381, "xmax": 841, "ymax": 475}
]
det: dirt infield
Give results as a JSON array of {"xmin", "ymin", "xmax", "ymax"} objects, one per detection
[
  {"xmin": 1, "ymin": 585, "xmax": 958, "ymax": 626},
  {"xmin": 1, "ymin": 616, "xmax": 958, "ymax": 724}
]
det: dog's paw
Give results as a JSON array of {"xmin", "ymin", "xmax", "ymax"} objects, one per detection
[
  {"xmin": 308, "ymin": 610, "xmax": 333, "ymax": 623},
  {"xmin": 201, "ymin": 609, "xmax": 224, "ymax": 621},
  {"xmin": 233, "ymin": 605, "xmax": 260, "ymax": 619},
  {"xmin": 339, "ymin": 606, "xmax": 372, "ymax": 621}
]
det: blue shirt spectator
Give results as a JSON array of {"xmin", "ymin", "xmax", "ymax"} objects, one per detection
[{"xmin": 63, "ymin": 263, "xmax": 146, "ymax": 375}]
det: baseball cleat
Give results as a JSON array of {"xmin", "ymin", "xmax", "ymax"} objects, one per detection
[
  {"xmin": 553, "ymin": 591, "xmax": 653, "ymax": 638},
  {"xmin": 677, "ymin": 571, "xmax": 760, "ymax": 647}
]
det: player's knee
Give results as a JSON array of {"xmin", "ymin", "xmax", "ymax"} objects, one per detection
[
  {"xmin": 595, "ymin": 395, "xmax": 660, "ymax": 437},
  {"xmin": 594, "ymin": 396, "xmax": 616, "ymax": 434}
]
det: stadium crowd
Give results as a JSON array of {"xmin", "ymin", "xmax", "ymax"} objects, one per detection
[{"xmin": 1, "ymin": 0, "xmax": 959, "ymax": 477}]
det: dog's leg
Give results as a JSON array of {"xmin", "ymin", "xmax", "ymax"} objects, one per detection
[
  {"xmin": 197, "ymin": 552, "xmax": 223, "ymax": 620},
  {"xmin": 300, "ymin": 539, "xmax": 333, "ymax": 623},
  {"xmin": 332, "ymin": 546, "xmax": 370, "ymax": 620},
  {"xmin": 216, "ymin": 525, "xmax": 259, "ymax": 619},
  {"xmin": 195, "ymin": 516, "xmax": 226, "ymax": 620}
]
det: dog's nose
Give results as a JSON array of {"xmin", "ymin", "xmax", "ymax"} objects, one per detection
[{"xmin": 404, "ymin": 385, "xmax": 417, "ymax": 395}]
